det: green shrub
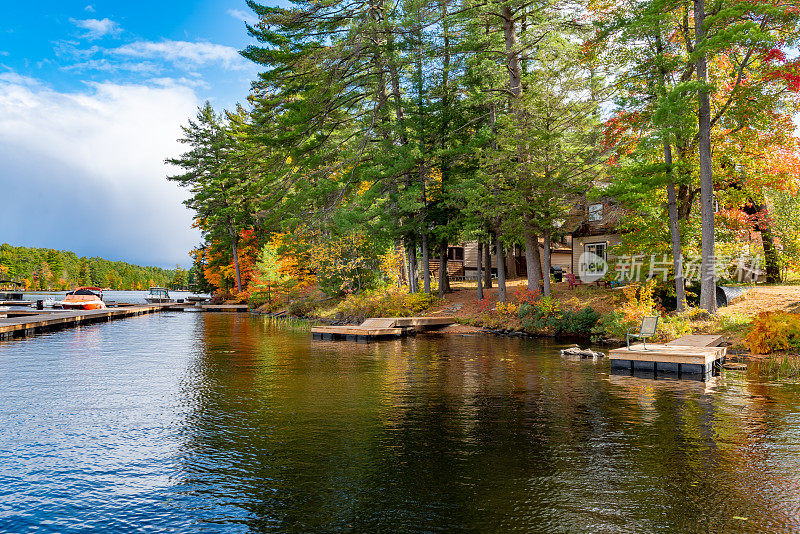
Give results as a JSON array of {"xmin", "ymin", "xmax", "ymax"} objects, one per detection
[
  {"xmin": 655, "ymin": 314, "xmax": 693, "ymax": 342},
  {"xmin": 559, "ymin": 307, "xmax": 601, "ymax": 336},
  {"xmin": 248, "ymin": 290, "xmax": 276, "ymax": 310},
  {"xmin": 287, "ymin": 298, "xmax": 319, "ymax": 317},
  {"xmin": 333, "ymin": 288, "xmax": 440, "ymax": 321},
  {"xmin": 591, "ymin": 311, "xmax": 633, "ymax": 341},
  {"xmin": 518, "ymin": 300, "xmax": 600, "ymax": 337}
]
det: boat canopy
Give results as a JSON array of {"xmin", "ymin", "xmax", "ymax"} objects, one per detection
[{"xmin": 67, "ymin": 287, "xmax": 103, "ymax": 296}]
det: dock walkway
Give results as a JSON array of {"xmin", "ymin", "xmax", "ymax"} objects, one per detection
[
  {"xmin": 0, "ymin": 305, "xmax": 166, "ymax": 340},
  {"xmin": 0, "ymin": 302, "xmax": 251, "ymax": 341},
  {"xmin": 312, "ymin": 316, "xmax": 456, "ymax": 342},
  {"xmin": 609, "ymin": 334, "xmax": 726, "ymax": 378}
]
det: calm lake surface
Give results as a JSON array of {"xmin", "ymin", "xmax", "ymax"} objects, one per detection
[{"xmin": 2, "ymin": 313, "xmax": 800, "ymax": 533}]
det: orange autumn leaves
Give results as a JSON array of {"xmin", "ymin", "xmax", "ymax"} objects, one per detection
[{"xmin": 199, "ymin": 226, "xmax": 390, "ymax": 300}]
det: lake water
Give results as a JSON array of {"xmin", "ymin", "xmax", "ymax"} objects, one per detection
[{"xmin": 1, "ymin": 312, "xmax": 800, "ymax": 533}]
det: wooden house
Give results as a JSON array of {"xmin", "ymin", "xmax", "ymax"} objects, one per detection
[
  {"xmin": 437, "ymin": 239, "xmax": 572, "ymax": 281},
  {"xmin": 424, "ymin": 197, "xmax": 624, "ymax": 284},
  {"xmin": 563, "ymin": 197, "xmax": 624, "ymax": 276}
]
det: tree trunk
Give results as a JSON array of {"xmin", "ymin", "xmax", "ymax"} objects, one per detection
[
  {"xmin": 484, "ymin": 238, "xmax": 493, "ymax": 289},
  {"xmin": 407, "ymin": 238, "xmax": 418, "ymax": 293},
  {"xmin": 438, "ymin": 241, "xmax": 450, "ymax": 297},
  {"xmin": 502, "ymin": 5, "xmax": 522, "ymax": 99},
  {"xmin": 421, "ymin": 232, "xmax": 431, "ymax": 294},
  {"xmin": 531, "ymin": 237, "xmax": 543, "ymax": 291},
  {"xmin": 476, "ymin": 241, "xmax": 484, "ymax": 301},
  {"xmin": 656, "ymin": 31, "xmax": 686, "ymax": 312},
  {"xmin": 761, "ymin": 220, "xmax": 781, "ymax": 283},
  {"xmin": 398, "ymin": 239, "xmax": 408, "ymax": 287},
  {"xmin": 666, "ymin": 178, "xmax": 687, "ymax": 311},
  {"xmin": 228, "ymin": 222, "xmax": 242, "ymax": 293},
  {"xmin": 386, "ymin": 36, "xmax": 408, "ymax": 147},
  {"xmin": 495, "ymin": 232, "xmax": 507, "ymax": 302},
  {"xmin": 541, "ymin": 228, "xmax": 552, "ymax": 298},
  {"xmin": 523, "ymin": 216, "xmax": 541, "ymax": 293},
  {"xmin": 695, "ymin": 0, "xmax": 717, "ymax": 313},
  {"xmin": 753, "ymin": 200, "xmax": 781, "ymax": 283}
]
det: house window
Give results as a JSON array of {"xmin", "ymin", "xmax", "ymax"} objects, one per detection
[
  {"xmin": 585, "ymin": 242, "xmax": 607, "ymax": 261},
  {"xmin": 588, "ymin": 203, "xmax": 603, "ymax": 222},
  {"xmin": 583, "ymin": 242, "xmax": 608, "ymax": 276},
  {"xmin": 447, "ymin": 247, "xmax": 464, "ymax": 261}
]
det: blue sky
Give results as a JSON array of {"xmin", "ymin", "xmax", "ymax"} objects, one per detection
[{"xmin": 0, "ymin": 0, "xmax": 266, "ymax": 268}]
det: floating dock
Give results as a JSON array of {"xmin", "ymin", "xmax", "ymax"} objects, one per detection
[
  {"xmin": 312, "ymin": 316, "xmax": 456, "ymax": 342},
  {"xmin": 609, "ymin": 334, "xmax": 726, "ymax": 378}
]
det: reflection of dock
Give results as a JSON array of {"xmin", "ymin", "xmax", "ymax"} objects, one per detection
[
  {"xmin": 312, "ymin": 317, "xmax": 456, "ymax": 342},
  {"xmin": 609, "ymin": 335, "xmax": 726, "ymax": 378},
  {"xmin": 199, "ymin": 304, "xmax": 249, "ymax": 312}
]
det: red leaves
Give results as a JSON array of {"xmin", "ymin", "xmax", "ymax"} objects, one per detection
[
  {"xmin": 602, "ymin": 110, "xmax": 641, "ymax": 150},
  {"xmin": 761, "ymin": 47, "xmax": 800, "ymax": 92},
  {"xmin": 767, "ymin": 69, "xmax": 800, "ymax": 92},
  {"xmin": 762, "ymin": 48, "xmax": 787, "ymax": 65}
]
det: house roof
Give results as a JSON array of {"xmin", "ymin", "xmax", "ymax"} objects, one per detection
[{"xmin": 564, "ymin": 198, "xmax": 625, "ymax": 237}]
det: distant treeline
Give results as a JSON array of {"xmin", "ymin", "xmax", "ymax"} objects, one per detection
[{"xmin": 0, "ymin": 243, "xmax": 189, "ymax": 291}]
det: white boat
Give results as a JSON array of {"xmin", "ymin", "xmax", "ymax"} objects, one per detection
[
  {"xmin": 145, "ymin": 287, "xmax": 174, "ymax": 304},
  {"xmin": 0, "ymin": 305, "xmax": 9, "ymax": 318}
]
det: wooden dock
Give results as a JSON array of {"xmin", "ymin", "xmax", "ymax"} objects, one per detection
[
  {"xmin": 0, "ymin": 305, "xmax": 167, "ymax": 340},
  {"xmin": 609, "ymin": 334, "xmax": 726, "ymax": 378},
  {"xmin": 312, "ymin": 316, "xmax": 456, "ymax": 342},
  {"xmin": 0, "ymin": 302, "xmax": 252, "ymax": 341}
]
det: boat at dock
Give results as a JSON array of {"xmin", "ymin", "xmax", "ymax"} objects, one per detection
[
  {"xmin": 145, "ymin": 287, "xmax": 174, "ymax": 304},
  {"xmin": 60, "ymin": 287, "xmax": 107, "ymax": 310},
  {"xmin": 0, "ymin": 280, "xmax": 32, "ymax": 307}
]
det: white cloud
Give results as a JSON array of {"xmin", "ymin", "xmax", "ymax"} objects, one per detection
[
  {"xmin": 110, "ymin": 40, "xmax": 247, "ymax": 70},
  {"xmin": 54, "ymin": 41, "xmax": 101, "ymax": 59},
  {"xmin": 0, "ymin": 72, "xmax": 202, "ymax": 267},
  {"xmin": 85, "ymin": 4, "xmax": 95, "ymax": 12},
  {"xmin": 148, "ymin": 76, "xmax": 210, "ymax": 90},
  {"xmin": 70, "ymin": 18, "xmax": 121, "ymax": 40},
  {"xmin": 62, "ymin": 58, "xmax": 160, "ymax": 74},
  {"xmin": 227, "ymin": 8, "xmax": 258, "ymax": 26}
]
